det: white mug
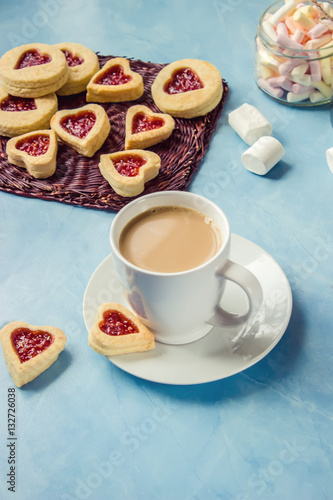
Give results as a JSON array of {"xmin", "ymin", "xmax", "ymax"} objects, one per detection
[{"xmin": 109, "ymin": 191, "xmax": 263, "ymax": 345}]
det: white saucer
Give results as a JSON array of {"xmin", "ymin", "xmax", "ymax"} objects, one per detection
[{"xmin": 83, "ymin": 234, "xmax": 292, "ymax": 385}]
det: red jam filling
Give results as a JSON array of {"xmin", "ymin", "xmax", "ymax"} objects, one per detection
[
  {"xmin": 62, "ymin": 49, "xmax": 84, "ymax": 67},
  {"xmin": 95, "ymin": 64, "xmax": 132, "ymax": 86},
  {"xmin": 60, "ymin": 110, "xmax": 96, "ymax": 138},
  {"xmin": 15, "ymin": 49, "xmax": 52, "ymax": 69},
  {"xmin": 16, "ymin": 134, "xmax": 50, "ymax": 156},
  {"xmin": 11, "ymin": 328, "xmax": 53, "ymax": 363},
  {"xmin": 99, "ymin": 310, "xmax": 139, "ymax": 336},
  {"xmin": 164, "ymin": 68, "xmax": 204, "ymax": 94},
  {"xmin": 1, "ymin": 95, "xmax": 37, "ymax": 112},
  {"xmin": 132, "ymin": 112, "xmax": 165, "ymax": 134},
  {"xmin": 113, "ymin": 154, "xmax": 147, "ymax": 177}
]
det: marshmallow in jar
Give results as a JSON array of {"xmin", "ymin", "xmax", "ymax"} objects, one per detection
[{"xmin": 255, "ymin": 0, "xmax": 333, "ymax": 106}]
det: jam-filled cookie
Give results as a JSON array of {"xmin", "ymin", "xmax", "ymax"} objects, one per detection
[
  {"xmin": 86, "ymin": 57, "xmax": 144, "ymax": 103},
  {"xmin": 125, "ymin": 104, "xmax": 175, "ymax": 150},
  {"xmin": 50, "ymin": 103, "xmax": 110, "ymax": 157},
  {"xmin": 0, "ymin": 89, "xmax": 58, "ymax": 137},
  {"xmin": 6, "ymin": 129, "xmax": 58, "ymax": 179},
  {"xmin": 99, "ymin": 149, "xmax": 161, "ymax": 197},
  {"xmin": 151, "ymin": 58, "xmax": 223, "ymax": 118},
  {"xmin": 0, "ymin": 321, "xmax": 67, "ymax": 387},
  {"xmin": 0, "ymin": 43, "xmax": 69, "ymax": 98},
  {"xmin": 88, "ymin": 303, "xmax": 155, "ymax": 356},
  {"xmin": 53, "ymin": 42, "xmax": 100, "ymax": 96}
]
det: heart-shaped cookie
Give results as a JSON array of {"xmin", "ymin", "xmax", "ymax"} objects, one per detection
[
  {"xmin": 99, "ymin": 149, "xmax": 161, "ymax": 197},
  {"xmin": 125, "ymin": 105, "xmax": 175, "ymax": 150},
  {"xmin": 6, "ymin": 129, "xmax": 58, "ymax": 179},
  {"xmin": 151, "ymin": 58, "xmax": 223, "ymax": 118},
  {"xmin": 86, "ymin": 57, "xmax": 144, "ymax": 103},
  {"xmin": 53, "ymin": 43, "xmax": 100, "ymax": 96},
  {"xmin": 0, "ymin": 321, "xmax": 67, "ymax": 387},
  {"xmin": 15, "ymin": 48, "xmax": 52, "ymax": 69},
  {"xmin": 0, "ymin": 88, "xmax": 58, "ymax": 138},
  {"xmin": 88, "ymin": 303, "xmax": 155, "ymax": 356},
  {"xmin": 50, "ymin": 103, "xmax": 110, "ymax": 157},
  {"xmin": 0, "ymin": 43, "xmax": 69, "ymax": 98}
]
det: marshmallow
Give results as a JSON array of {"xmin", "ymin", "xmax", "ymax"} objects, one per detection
[
  {"xmin": 291, "ymin": 82, "xmax": 314, "ymax": 93},
  {"xmin": 267, "ymin": 75, "xmax": 293, "ymax": 91},
  {"xmin": 285, "ymin": 16, "xmax": 298, "ymax": 34},
  {"xmin": 257, "ymin": 78, "xmax": 284, "ymax": 98},
  {"xmin": 309, "ymin": 60, "xmax": 322, "ymax": 82},
  {"xmin": 326, "ymin": 147, "xmax": 333, "ymax": 174},
  {"xmin": 310, "ymin": 91, "xmax": 325, "ymax": 103},
  {"xmin": 263, "ymin": 20, "xmax": 277, "ymax": 41},
  {"xmin": 320, "ymin": 56, "xmax": 332, "ymax": 86},
  {"xmin": 308, "ymin": 23, "xmax": 329, "ymax": 40},
  {"xmin": 228, "ymin": 103, "xmax": 273, "ymax": 146},
  {"xmin": 269, "ymin": 1, "xmax": 296, "ymax": 26},
  {"xmin": 293, "ymin": 10, "xmax": 316, "ymax": 30},
  {"xmin": 292, "ymin": 28, "xmax": 306, "ymax": 44},
  {"xmin": 287, "ymin": 89, "xmax": 312, "ymax": 102},
  {"xmin": 276, "ymin": 32, "xmax": 304, "ymax": 49},
  {"xmin": 241, "ymin": 136, "xmax": 285, "ymax": 176},
  {"xmin": 305, "ymin": 34, "xmax": 332, "ymax": 50},
  {"xmin": 291, "ymin": 63, "xmax": 312, "ymax": 86},
  {"xmin": 279, "ymin": 59, "xmax": 301, "ymax": 75},
  {"xmin": 312, "ymin": 80, "xmax": 331, "ymax": 98},
  {"xmin": 277, "ymin": 22, "xmax": 288, "ymax": 37}
]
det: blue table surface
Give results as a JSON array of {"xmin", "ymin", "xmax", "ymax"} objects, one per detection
[{"xmin": 0, "ymin": 1, "xmax": 332, "ymax": 499}]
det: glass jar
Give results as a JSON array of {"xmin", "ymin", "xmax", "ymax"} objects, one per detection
[{"xmin": 255, "ymin": 0, "xmax": 333, "ymax": 106}]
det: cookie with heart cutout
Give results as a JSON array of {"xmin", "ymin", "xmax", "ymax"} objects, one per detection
[
  {"xmin": 0, "ymin": 89, "xmax": 58, "ymax": 138},
  {"xmin": 0, "ymin": 321, "xmax": 67, "ymax": 387},
  {"xmin": 151, "ymin": 58, "xmax": 223, "ymax": 118},
  {"xmin": 50, "ymin": 103, "xmax": 110, "ymax": 157},
  {"xmin": 86, "ymin": 57, "xmax": 144, "ymax": 103},
  {"xmin": 125, "ymin": 104, "xmax": 175, "ymax": 150},
  {"xmin": 53, "ymin": 42, "xmax": 100, "ymax": 96},
  {"xmin": 88, "ymin": 303, "xmax": 155, "ymax": 356},
  {"xmin": 6, "ymin": 129, "xmax": 58, "ymax": 179},
  {"xmin": 98, "ymin": 149, "xmax": 161, "ymax": 197},
  {"xmin": 0, "ymin": 43, "xmax": 69, "ymax": 98}
]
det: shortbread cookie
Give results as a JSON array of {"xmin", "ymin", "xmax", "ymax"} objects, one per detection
[
  {"xmin": 0, "ymin": 89, "xmax": 58, "ymax": 137},
  {"xmin": 50, "ymin": 103, "xmax": 110, "ymax": 157},
  {"xmin": 6, "ymin": 129, "xmax": 58, "ymax": 179},
  {"xmin": 151, "ymin": 58, "xmax": 223, "ymax": 118},
  {"xmin": 86, "ymin": 57, "xmax": 144, "ymax": 103},
  {"xmin": 88, "ymin": 303, "xmax": 155, "ymax": 356},
  {"xmin": 99, "ymin": 149, "xmax": 161, "ymax": 197},
  {"xmin": 53, "ymin": 42, "xmax": 100, "ymax": 96},
  {"xmin": 125, "ymin": 104, "xmax": 175, "ymax": 150},
  {"xmin": 0, "ymin": 321, "xmax": 67, "ymax": 387},
  {"xmin": 0, "ymin": 43, "xmax": 69, "ymax": 98}
]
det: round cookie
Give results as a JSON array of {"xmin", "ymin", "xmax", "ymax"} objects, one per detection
[
  {"xmin": 0, "ymin": 43, "xmax": 69, "ymax": 98},
  {"xmin": 53, "ymin": 42, "xmax": 100, "ymax": 96},
  {"xmin": 0, "ymin": 89, "xmax": 58, "ymax": 137},
  {"xmin": 151, "ymin": 58, "xmax": 223, "ymax": 119}
]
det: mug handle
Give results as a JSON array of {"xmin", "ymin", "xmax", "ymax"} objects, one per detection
[{"xmin": 208, "ymin": 260, "xmax": 263, "ymax": 327}]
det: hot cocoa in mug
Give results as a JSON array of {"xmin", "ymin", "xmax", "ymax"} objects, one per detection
[
  {"xmin": 119, "ymin": 205, "xmax": 222, "ymax": 273},
  {"xmin": 110, "ymin": 191, "xmax": 263, "ymax": 345}
]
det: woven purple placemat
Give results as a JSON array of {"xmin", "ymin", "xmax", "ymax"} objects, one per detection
[{"xmin": 0, "ymin": 55, "xmax": 228, "ymax": 211}]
